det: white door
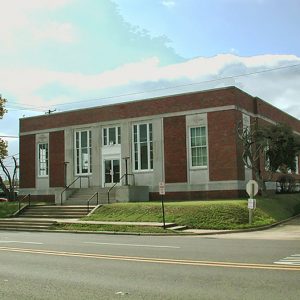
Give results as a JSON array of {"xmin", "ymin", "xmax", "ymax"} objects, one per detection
[{"xmin": 103, "ymin": 158, "xmax": 120, "ymax": 186}]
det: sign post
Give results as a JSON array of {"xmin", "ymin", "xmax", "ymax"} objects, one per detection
[
  {"xmin": 159, "ymin": 182, "xmax": 166, "ymax": 229},
  {"xmin": 246, "ymin": 180, "xmax": 258, "ymax": 225}
]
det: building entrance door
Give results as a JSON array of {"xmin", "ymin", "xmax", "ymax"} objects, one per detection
[{"xmin": 104, "ymin": 159, "xmax": 120, "ymax": 186}]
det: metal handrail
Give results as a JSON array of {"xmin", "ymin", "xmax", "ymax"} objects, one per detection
[
  {"xmin": 87, "ymin": 192, "xmax": 99, "ymax": 213},
  {"xmin": 60, "ymin": 176, "xmax": 90, "ymax": 205},
  {"xmin": 18, "ymin": 194, "xmax": 31, "ymax": 211},
  {"xmin": 107, "ymin": 173, "xmax": 134, "ymax": 204}
]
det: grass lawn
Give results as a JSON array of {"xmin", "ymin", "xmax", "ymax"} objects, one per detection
[
  {"xmin": 83, "ymin": 194, "xmax": 300, "ymax": 230},
  {"xmin": 0, "ymin": 202, "xmax": 19, "ymax": 218},
  {"xmin": 52, "ymin": 223, "xmax": 176, "ymax": 234}
]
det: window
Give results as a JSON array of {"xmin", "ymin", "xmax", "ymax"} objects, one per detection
[
  {"xmin": 75, "ymin": 130, "xmax": 92, "ymax": 174},
  {"xmin": 38, "ymin": 143, "xmax": 48, "ymax": 176},
  {"xmin": 103, "ymin": 126, "xmax": 121, "ymax": 145},
  {"xmin": 133, "ymin": 123, "xmax": 153, "ymax": 171},
  {"xmin": 190, "ymin": 126, "xmax": 207, "ymax": 167}
]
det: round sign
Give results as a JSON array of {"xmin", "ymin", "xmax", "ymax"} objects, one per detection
[{"xmin": 246, "ymin": 180, "xmax": 259, "ymax": 197}]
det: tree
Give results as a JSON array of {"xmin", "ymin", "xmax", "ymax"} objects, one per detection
[
  {"xmin": 263, "ymin": 123, "xmax": 300, "ymax": 174},
  {"xmin": 237, "ymin": 121, "xmax": 300, "ymax": 193},
  {"xmin": 0, "ymin": 95, "xmax": 17, "ymax": 200},
  {"xmin": 237, "ymin": 120, "xmax": 267, "ymax": 192},
  {"xmin": 0, "ymin": 94, "xmax": 7, "ymax": 159}
]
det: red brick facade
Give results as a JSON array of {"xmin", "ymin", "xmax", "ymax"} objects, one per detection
[
  {"xmin": 19, "ymin": 134, "xmax": 36, "ymax": 188},
  {"xmin": 49, "ymin": 131, "xmax": 65, "ymax": 187},
  {"xmin": 164, "ymin": 116, "xmax": 187, "ymax": 183},
  {"xmin": 20, "ymin": 87, "xmax": 241, "ymax": 133},
  {"xmin": 19, "ymin": 87, "xmax": 300, "ymax": 200},
  {"xmin": 208, "ymin": 110, "xmax": 245, "ymax": 181}
]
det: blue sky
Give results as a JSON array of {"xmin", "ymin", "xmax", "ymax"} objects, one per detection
[{"xmin": 0, "ymin": 0, "xmax": 300, "ymax": 173}]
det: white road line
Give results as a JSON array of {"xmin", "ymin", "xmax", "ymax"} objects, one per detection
[
  {"xmin": 84, "ymin": 242, "xmax": 180, "ymax": 249},
  {"xmin": 274, "ymin": 254, "xmax": 300, "ymax": 266},
  {"xmin": 0, "ymin": 241, "xmax": 44, "ymax": 245}
]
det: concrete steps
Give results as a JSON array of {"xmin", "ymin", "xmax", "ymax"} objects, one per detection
[
  {"xmin": 18, "ymin": 205, "xmax": 96, "ymax": 219},
  {"xmin": 66, "ymin": 188, "xmax": 115, "ymax": 205},
  {"xmin": 0, "ymin": 219, "xmax": 55, "ymax": 231}
]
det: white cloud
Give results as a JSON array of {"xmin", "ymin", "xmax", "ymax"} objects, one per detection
[
  {"xmin": 162, "ymin": 1, "xmax": 176, "ymax": 8},
  {"xmin": 1, "ymin": 54, "xmax": 300, "ymax": 119},
  {"xmin": 0, "ymin": 0, "xmax": 75, "ymax": 50},
  {"xmin": 32, "ymin": 22, "xmax": 77, "ymax": 43}
]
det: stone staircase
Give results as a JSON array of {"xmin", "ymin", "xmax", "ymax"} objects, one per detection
[
  {"xmin": 65, "ymin": 187, "xmax": 115, "ymax": 205},
  {"xmin": 19, "ymin": 205, "xmax": 95, "ymax": 219},
  {"xmin": 0, "ymin": 204, "xmax": 97, "ymax": 231},
  {"xmin": 0, "ymin": 219, "xmax": 55, "ymax": 231}
]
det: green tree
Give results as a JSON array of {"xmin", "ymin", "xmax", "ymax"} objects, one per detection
[
  {"xmin": 237, "ymin": 121, "xmax": 300, "ymax": 193},
  {"xmin": 264, "ymin": 123, "xmax": 300, "ymax": 173},
  {"xmin": 0, "ymin": 94, "xmax": 7, "ymax": 159},
  {"xmin": 0, "ymin": 95, "xmax": 17, "ymax": 201}
]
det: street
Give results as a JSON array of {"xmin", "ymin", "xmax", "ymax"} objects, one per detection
[{"xmin": 0, "ymin": 219, "xmax": 299, "ymax": 300}]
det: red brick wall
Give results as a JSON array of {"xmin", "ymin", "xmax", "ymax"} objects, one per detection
[
  {"xmin": 20, "ymin": 87, "xmax": 239, "ymax": 133},
  {"xmin": 49, "ymin": 131, "xmax": 65, "ymax": 187},
  {"xmin": 164, "ymin": 116, "xmax": 187, "ymax": 183},
  {"xmin": 19, "ymin": 134, "xmax": 36, "ymax": 188},
  {"xmin": 256, "ymin": 98, "xmax": 300, "ymax": 132},
  {"xmin": 208, "ymin": 110, "xmax": 245, "ymax": 181}
]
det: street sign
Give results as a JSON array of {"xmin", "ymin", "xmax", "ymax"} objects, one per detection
[
  {"xmin": 246, "ymin": 180, "xmax": 258, "ymax": 198},
  {"xmin": 159, "ymin": 182, "xmax": 165, "ymax": 195},
  {"xmin": 248, "ymin": 198, "xmax": 256, "ymax": 209},
  {"xmin": 159, "ymin": 182, "xmax": 166, "ymax": 229}
]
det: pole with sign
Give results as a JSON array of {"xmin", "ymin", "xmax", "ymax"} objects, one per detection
[
  {"xmin": 159, "ymin": 182, "xmax": 166, "ymax": 229},
  {"xmin": 246, "ymin": 180, "xmax": 258, "ymax": 224}
]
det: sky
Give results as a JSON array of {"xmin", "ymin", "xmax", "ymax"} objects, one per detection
[{"xmin": 1, "ymin": 0, "xmax": 300, "ymax": 175}]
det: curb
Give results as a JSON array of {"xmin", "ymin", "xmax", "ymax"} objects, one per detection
[{"xmin": 1, "ymin": 213, "xmax": 300, "ymax": 236}]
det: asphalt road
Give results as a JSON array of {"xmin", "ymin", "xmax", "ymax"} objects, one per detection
[{"xmin": 0, "ymin": 219, "xmax": 299, "ymax": 300}]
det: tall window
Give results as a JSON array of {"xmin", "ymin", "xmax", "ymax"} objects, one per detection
[
  {"xmin": 38, "ymin": 143, "xmax": 48, "ymax": 176},
  {"xmin": 103, "ymin": 126, "xmax": 121, "ymax": 146},
  {"xmin": 295, "ymin": 156, "xmax": 299, "ymax": 175},
  {"xmin": 75, "ymin": 130, "xmax": 92, "ymax": 174},
  {"xmin": 190, "ymin": 126, "xmax": 207, "ymax": 167},
  {"xmin": 133, "ymin": 123, "xmax": 153, "ymax": 171}
]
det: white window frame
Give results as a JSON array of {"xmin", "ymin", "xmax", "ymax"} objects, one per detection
[
  {"xmin": 132, "ymin": 123, "xmax": 153, "ymax": 172},
  {"xmin": 295, "ymin": 156, "xmax": 299, "ymax": 175},
  {"xmin": 38, "ymin": 143, "xmax": 49, "ymax": 177},
  {"xmin": 189, "ymin": 126, "xmax": 208, "ymax": 169},
  {"xmin": 102, "ymin": 126, "xmax": 121, "ymax": 146},
  {"xmin": 74, "ymin": 129, "xmax": 92, "ymax": 175}
]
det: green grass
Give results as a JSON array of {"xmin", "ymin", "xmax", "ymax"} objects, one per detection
[
  {"xmin": 83, "ymin": 194, "xmax": 300, "ymax": 230},
  {"xmin": 0, "ymin": 202, "xmax": 19, "ymax": 218},
  {"xmin": 52, "ymin": 223, "xmax": 175, "ymax": 234}
]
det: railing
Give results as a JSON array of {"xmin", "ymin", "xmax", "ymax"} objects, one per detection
[
  {"xmin": 18, "ymin": 194, "xmax": 31, "ymax": 211},
  {"xmin": 107, "ymin": 173, "xmax": 134, "ymax": 204},
  {"xmin": 87, "ymin": 192, "xmax": 99, "ymax": 213},
  {"xmin": 60, "ymin": 176, "xmax": 90, "ymax": 205}
]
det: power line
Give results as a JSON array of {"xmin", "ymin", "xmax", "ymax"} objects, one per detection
[
  {"xmin": 49, "ymin": 62, "xmax": 300, "ymax": 110},
  {"xmin": 3, "ymin": 62, "xmax": 300, "ymax": 112},
  {"xmin": 0, "ymin": 135, "xmax": 19, "ymax": 138}
]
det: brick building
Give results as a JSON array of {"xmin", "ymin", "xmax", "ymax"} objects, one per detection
[{"xmin": 19, "ymin": 86, "xmax": 300, "ymax": 204}]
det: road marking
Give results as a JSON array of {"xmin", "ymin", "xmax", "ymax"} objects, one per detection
[
  {"xmin": 274, "ymin": 254, "xmax": 300, "ymax": 266},
  {"xmin": 0, "ymin": 241, "xmax": 44, "ymax": 245},
  {"xmin": 84, "ymin": 242, "xmax": 180, "ymax": 249},
  {"xmin": 0, "ymin": 246, "xmax": 300, "ymax": 271}
]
